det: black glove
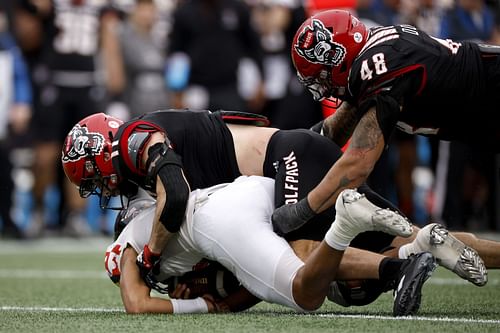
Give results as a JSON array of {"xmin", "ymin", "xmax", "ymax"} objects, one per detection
[
  {"xmin": 136, "ymin": 244, "xmax": 167, "ymax": 293},
  {"xmin": 271, "ymin": 197, "xmax": 316, "ymax": 236}
]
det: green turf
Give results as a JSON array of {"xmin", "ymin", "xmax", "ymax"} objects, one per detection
[{"xmin": 0, "ymin": 238, "xmax": 499, "ymax": 333}]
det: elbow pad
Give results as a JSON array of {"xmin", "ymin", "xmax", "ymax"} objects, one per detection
[{"xmin": 146, "ymin": 142, "xmax": 190, "ymax": 233}]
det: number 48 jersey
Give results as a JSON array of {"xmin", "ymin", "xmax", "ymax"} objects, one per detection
[{"xmin": 346, "ymin": 24, "xmax": 500, "ymax": 145}]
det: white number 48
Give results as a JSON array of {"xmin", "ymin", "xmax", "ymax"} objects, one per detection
[{"xmin": 360, "ymin": 53, "xmax": 388, "ymax": 80}]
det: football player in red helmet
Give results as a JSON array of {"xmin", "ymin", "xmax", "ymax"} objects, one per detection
[
  {"xmin": 291, "ymin": 9, "xmax": 368, "ymax": 102},
  {"xmin": 273, "ymin": 9, "xmax": 500, "ymax": 243},
  {"xmin": 62, "ymin": 113, "xmax": 123, "ymax": 206}
]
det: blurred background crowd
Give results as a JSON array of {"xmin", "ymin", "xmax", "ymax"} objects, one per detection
[{"xmin": 1, "ymin": 0, "xmax": 500, "ymax": 239}]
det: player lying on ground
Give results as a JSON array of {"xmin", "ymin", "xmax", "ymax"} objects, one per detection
[
  {"xmin": 106, "ymin": 185, "xmax": 499, "ymax": 314},
  {"xmin": 105, "ymin": 176, "xmax": 437, "ymax": 316},
  {"xmin": 62, "ymin": 110, "xmax": 489, "ymax": 295}
]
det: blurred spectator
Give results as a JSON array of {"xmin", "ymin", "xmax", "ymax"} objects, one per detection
[
  {"xmin": 400, "ymin": 0, "xmax": 449, "ymax": 36},
  {"xmin": 113, "ymin": 0, "xmax": 171, "ymax": 119},
  {"xmin": 166, "ymin": 0, "xmax": 265, "ymax": 113},
  {"xmin": 440, "ymin": 0, "xmax": 499, "ymax": 40},
  {"xmin": 359, "ymin": 0, "xmax": 404, "ymax": 26},
  {"xmin": 14, "ymin": 0, "xmax": 122, "ymax": 237},
  {"xmin": 249, "ymin": 0, "xmax": 323, "ymax": 129},
  {"xmin": 433, "ymin": 0, "xmax": 499, "ymax": 230},
  {"xmin": 0, "ymin": 7, "xmax": 33, "ymax": 239}
]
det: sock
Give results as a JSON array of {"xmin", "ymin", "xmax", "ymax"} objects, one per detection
[
  {"xmin": 398, "ymin": 243, "xmax": 417, "ymax": 259},
  {"xmin": 324, "ymin": 220, "xmax": 358, "ymax": 251},
  {"xmin": 379, "ymin": 257, "xmax": 406, "ymax": 291},
  {"xmin": 398, "ymin": 224, "xmax": 437, "ymax": 259}
]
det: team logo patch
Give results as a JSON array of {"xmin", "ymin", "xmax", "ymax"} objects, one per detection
[
  {"xmin": 294, "ymin": 19, "xmax": 346, "ymax": 67},
  {"xmin": 62, "ymin": 124, "xmax": 105, "ymax": 162}
]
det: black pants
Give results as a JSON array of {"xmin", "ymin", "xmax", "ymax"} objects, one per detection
[{"xmin": 264, "ymin": 129, "xmax": 399, "ymax": 251}]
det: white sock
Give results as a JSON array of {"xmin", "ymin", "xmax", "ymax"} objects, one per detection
[
  {"xmin": 324, "ymin": 217, "xmax": 360, "ymax": 251},
  {"xmin": 398, "ymin": 223, "xmax": 436, "ymax": 259},
  {"xmin": 398, "ymin": 243, "xmax": 417, "ymax": 259}
]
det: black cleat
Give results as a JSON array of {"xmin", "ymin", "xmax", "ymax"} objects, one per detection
[{"xmin": 393, "ymin": 252, "xmax": 437, "ymax": 316}]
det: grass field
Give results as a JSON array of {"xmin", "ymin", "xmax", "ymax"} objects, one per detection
[{"xmin": 0, "ymin": 236, "xmax": 499, "ymax": 333}]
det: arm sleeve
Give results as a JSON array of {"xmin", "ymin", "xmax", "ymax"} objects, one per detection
[{"xmin": 146, "ymin": 142, "xmax": 190, "ymax": 233}]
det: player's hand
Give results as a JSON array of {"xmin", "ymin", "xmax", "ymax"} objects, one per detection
[
  {"xmin": 202, "ymin": 294, "xmax": 218, "ymax": 313},
  {"xmin": 271, "ymin": 197, "xmax": 316, "ymax": 236},
  {"xmin": 136, "ymin": 244, "xmax": 164, "ymax": 292},
  {"xmin": 169, "ymin": 283, "xmax": 191, "ymax": 299}
]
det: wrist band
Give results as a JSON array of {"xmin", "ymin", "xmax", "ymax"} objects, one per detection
[{"xmin": 171, "ymin": 297, "xmax": 209, "ymax": 314}]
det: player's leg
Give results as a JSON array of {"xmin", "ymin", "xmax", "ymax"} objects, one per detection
[
  {"xmin": 356, "ymin": 184, "xmax": 489, "ymax": 288},
  {"xmin": 292, "ymin": 188, "xmax": 435, "ymax": 315},
  {"xmin": 450, "ymin": 232, "xmax": 500, "ymax": 268},
  {"xmin": 397, "ymin": 223, "xmax": 488, "ymax": 286},
  {"xmin": 30, "ymin": 87, "xmax": 64, "ymax": 236},
  {"xmin": 61, "ymin": 88, "xmax": 100, "ymax": 236},
  {"xmin": 192, "ymin": 176, "xmax": 307, "ymax": 310},
  {"xmin": 191, "ymin": 176, "xmax": 392, "ymax": 311}
]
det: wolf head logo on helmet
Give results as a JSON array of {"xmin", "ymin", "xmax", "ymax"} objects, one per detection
[
  {"xmin": 62, "ymin": 124, "xmax": 105, "ymax": 164},
  {"xmin": 294, "ymin": 18, "xmax": 346, "ymax": 67}
]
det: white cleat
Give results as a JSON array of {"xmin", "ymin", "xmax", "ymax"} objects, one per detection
[
  {"xmin": 415, "ymin": 223, "xmax": 487, "ymax": 286},
  {"xmin": 335, "ymin": 189, "xmax": 413, "ymax": 238}
]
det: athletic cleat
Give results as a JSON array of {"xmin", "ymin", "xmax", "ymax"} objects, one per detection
[
  {"xmin": 425, "ymin": 223, "xmax": 487, "ymax": 286},
  {"xmin": 393, "ymin": 252, "xmax": 437, "ymax": 316},
  {"xmin": 336, "ymin": 189, "xmax": 413, "ymax": 238}
]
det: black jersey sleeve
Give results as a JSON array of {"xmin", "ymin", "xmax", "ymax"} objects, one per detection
[{"xmin": 356, "ymin": 70, "xmax": 424, "ymax": 144}]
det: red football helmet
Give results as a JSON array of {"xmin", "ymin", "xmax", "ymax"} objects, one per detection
[
  {"xmin": 291, "ymin": 9, "xmax": 368, "ymax": 100},
  {"xmin": 62, "ymin": 113, "xmax": 123, "ymax": 203}
]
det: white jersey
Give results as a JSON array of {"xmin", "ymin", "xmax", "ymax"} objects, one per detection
[
  {"xmin": 105, "ymin": 185, "xmax": 224, "ymax": 282},
  {"xmin": 105, "ymin": 176, "xmax": 306, "ymax": 311}
]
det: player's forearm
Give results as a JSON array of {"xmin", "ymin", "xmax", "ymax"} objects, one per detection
[
  {"xmin": 323, "ymin": 102, "xmax": 359, "ymax": 147},
  {"xmin": 148, "ymin": 183, "xmax": 171, "ymax": 253},
  {"xmin": 308, "ymin": 115, "xmax": 385, "ymax": 213},
  {"xmin": 307, "ymin": 155, "xmax": 364, "ymax": 213}
]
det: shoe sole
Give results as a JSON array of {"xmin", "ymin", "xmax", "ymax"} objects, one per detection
[
  {"xmin": 341, "ymin": 189, "xmax": 413, "ymax": 238},
  {"xmin": 430, "ymin": 224, "xmax": 488, "ymax": 287},
  {"xmin": 393, "ymin": 252, "xmax": 437, "ymax": 316}
]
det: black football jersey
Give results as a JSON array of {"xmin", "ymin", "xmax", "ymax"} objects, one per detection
[
  {"xmin": 41, "ymin": 0, "xmax": 109, "ymax": 72},
  {"xmin": 347, "ymin": 24, "xmax": 500, "ymax": 145},
  {"xmin": 113, "ymin": 109, "xmax": 241, "ymax": 195}
]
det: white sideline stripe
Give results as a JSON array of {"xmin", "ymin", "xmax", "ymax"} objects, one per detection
[
  {"xmin": 1, "ymin": 306, "xmax": 499, "ymax": 325},
  {"xmin": 1, "ymin": 306, "xmax": 123, "ymax": 313},
  {"xmin": 311, "ymin": 313, "xmax": 500, "ymax": 325}
]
